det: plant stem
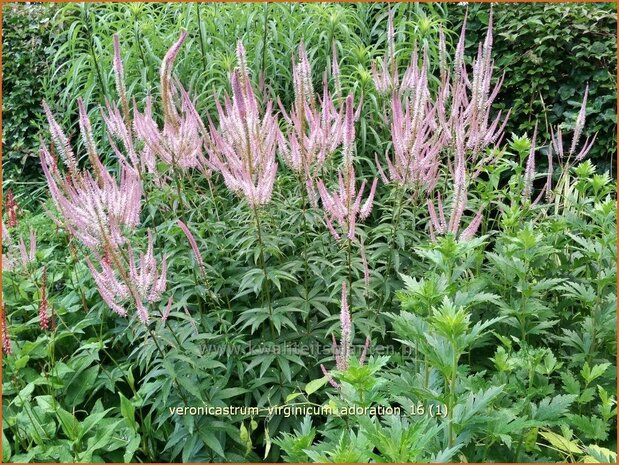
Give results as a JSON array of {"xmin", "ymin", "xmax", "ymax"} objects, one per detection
[
  {"xmin": 253, "ymin": 206, "xmax": 274, "ymax": 339},
  {"xmin": 83, "ymin": 4, "xmax": 108, "ymax": 103},
  {"xmin": 347, "ymin": 238, "xmax": 353, "ymax": 304},
  {"xmin": 207, "ymin": 178, "xmax": 221, "ymax": 222},
  {"xmin": 448, "ymin": 344, "xmax": 457, "ymax": 448},
  {"xmin": 261, "ymin": 2, "xmax": 270, "ymax": 81},
  {"xmin": 300, "ymin": 182, "xmax": 311, "ymax": 324},
  {"xmin": 196, "ymin": 3, "xmax": 208, "ymax": 75},
  {"xmin": 384, "ymin": 184, "xmax": 406, "ymax": 306}
]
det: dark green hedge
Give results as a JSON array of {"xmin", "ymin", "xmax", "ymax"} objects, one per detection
[
  {"xmin": 448, "ymin": 2, "xmax": 617, "ymax": 173},
  {"xmin": 2, "ymin": 3, "xmax": 58, "ymax": 195}
]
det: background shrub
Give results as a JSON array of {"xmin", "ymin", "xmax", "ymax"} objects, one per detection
[
  {"xmin": 2, "ymin": 3, "xmax": 58, "ymax": 202},
  {"xmin": 447, "ymin": 2, "xmax": 617, "ymax": 173}
]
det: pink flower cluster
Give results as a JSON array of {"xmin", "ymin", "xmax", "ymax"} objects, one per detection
[
  {"xmin": 278, "ymin": 43, "xmax": 355, "ymax": 205},
  {"xmin": 86, "ymin": 232, "xmax": 166, "ymax": 324},
  {"xmin": 317, "ymin": 164, "xmax": 378, "ymax": 242},
  {"xmin": 39, "ymin": 34, "xmax": 191, "ymax": 324},
  {"xmin": 3, "ymin": 228, "xmax": 36, "ymax": 273},
  {"xmin": 134, "ymin": 32, "xmax": 208, "ymax": 172},
  {"xmin": 207, "ymin": 42, "xmax": 279, "ymax": 208},
  {"xmin": 426, "ymin": 142, "xmax": 483, "ymax": 242},
  {"xmin": 41, "ymin": 151, "xmax": 142, "ymax": 250},
  {"xmin": 550, "ymin": 85, "xmax": 595, "ymax": 164},
  {"xmin": 376, "ymin": 75, "xmax": 442, "ymax": 192},
  {"xmin": 371, "ymin": 11, "xmax": 511, "ymax": 242},
  {"xmin": 436, "ymin": 12, "xmax": 509, "ymax": 173}
]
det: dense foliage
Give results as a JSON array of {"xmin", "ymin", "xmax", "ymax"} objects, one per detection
[
  {"xmin": 2, "ymin": 3, "xmax": 617, "ymax": 464},
  {"xmin": 450, "ymin": 2, "xmax": 617, "ymax": 172},
  {"xmin": 2, "ymin": 3, "xmax": 58, "ymax": 199}
]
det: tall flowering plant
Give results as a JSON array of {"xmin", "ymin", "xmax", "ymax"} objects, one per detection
[
  {"xmin": 316, "ymin": 129, "xmax": 378, "ymax": 294},
  {"xmin": 278, "ymin": 42, "xmax": 349, "ymax": 207},
  {"xmin": 426, "ymin": 139, "xmax": 483, "ymax": 242},
  {"xmin": 436, "ymin": 12, "xmax": 509, "ymax": 177},
  {"xmin": 36, "ymin": 36, "xmax": 198, "ymax": 325},
  {"xmin": 321, "ymin": 282, "xmax": 371, "ymax": 389},
  {"xmin": 86, "ymin": 231, "xmax": 167, "ymax": 323},
  {"xmin": 548, "ymin": 86, "xmax": 595, "ymax": 212},
  {"xmin": 208, "ymin": 42, "xmax": 279, "ymax": 209},
  {"xmin": 133, "ymin": 31, "xmax": 208, "ymax": 174},
  {"xmin": 207, "ymin": 41, "xmax": 280, "ymax": 334}
]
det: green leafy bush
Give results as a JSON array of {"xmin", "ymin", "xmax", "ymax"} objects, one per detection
[
  {"xmin": 447, "ymin": 2, "xmax": 617, "ymax": 172},
  {"xmin": 2, "ymin": 3, "xmax": 58, "ymax": 203}
]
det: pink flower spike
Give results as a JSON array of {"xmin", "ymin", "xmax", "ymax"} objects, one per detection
[
  {"xmin": 2, "ymin": 305, "xmax": 11, "ymax": 356},
  {"xmin": 161, "ymin": 296, "xmax": 173, "ymax": 323},
  {"xmin": 42, "ymin": 101, "xmax": 77, "ymax": 175},
  {"xmin": 342, "ymin": 95, "xmax": 355, "ymax": 166},
  {"xmin": 460, "ymin": 207, "xmax": 484, "ymax": 241},
  {"xmin": 523, "ymin": 123, "xmax": 537, "ymax": 200},
  {"xmin": 39, "ymin": 267, "xmax": 49, "ymax": 331},
  {"xmin": 359, "ymin": 336, "xmax": 371, "ymax": 366},
  {"xmin": 320, "ymin": 364, "xmax": 340, "ymax": 389},
  {"xmin": 177, "ymin": 220, "xmax": 206, "ymax": 275},
  {"xmin": 359, "ymin": 178, "xmax": 378, "ymax": 220},
  {"xmin": 570, "ymin": 84, "xmax": 588, "ymax": 156}
]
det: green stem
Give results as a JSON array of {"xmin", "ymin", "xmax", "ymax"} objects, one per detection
[
  {"xmin": 207, "ymin": 178, "xmax": 221, "ymax": 223},
  {"xmin": 448, "ymin": 345, "xmax": 457, "ymax": 448},
  {"xmin": 300, "ymin": 182, "xmax": 310, "ymax": 327},
  {"xmin": 83, "ymin": 4, "xmax": 107, "ymax": 103},
  {"xmin": 347, "ymin": 238, "xmax": 353, "ymax": 304},
  {"xmin": 253, "ymin": 206, "xmax": 274, "ymax": 339},
  {"xmin": 196, "ymin": 3, "xmax": 208, "ymax": 75},
  {"xmin": 261, "ymin": 3, "xmax": 270, "ymax": 80},
  {"xmin": 384, "ymin": 184, "xmax": 406, "ymax": 305}
]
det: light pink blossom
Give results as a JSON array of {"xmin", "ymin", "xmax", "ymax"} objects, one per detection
[
  {"xmin": 87, "ymin": 231, "xmax": 166, "ymax": 324},
  {"xmin": 316, "ymin": 164, "xmax": 378, "ymax": 242},
  {"xmin": 208, "ymin": 41, "xmax": 279, "ymax": 208}
]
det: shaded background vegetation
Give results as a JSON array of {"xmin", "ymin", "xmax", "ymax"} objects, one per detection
[{"xmin": 2, "ymin": 2, "xmax": 616, "ymax": 208}]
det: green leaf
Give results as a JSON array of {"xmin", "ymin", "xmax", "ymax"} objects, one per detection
[
  {"xmin": 539, "ymin": 430, "xmax": 581, "ymax": 454},
  {"xmin": 304, "ymin": 377, "xmax": 328, "ymax": 396},
  {"xmin": 285, "ymin": 392, "xmax": 302, "ymax": 403},
  {"xmin": 56, "ymin": 408, "xmax": 81, "ymax": 441},
  {"xmin": 533, "ymin": 395, "xmax": 577, "ymax": 422},
  {"xmin": 119, "ymin": 393, "xmax": 137, "ymax": 432},
  {"xmin": 64, "ymin": 366, "xmax": 99, "ymax": 407},
  {"xmin": 198, "ymin": 429, "xmax": 225, "ymax": 458},
  {"xmin": 2, "ymin": 431, "xmax": 11, "ymax": 462}
]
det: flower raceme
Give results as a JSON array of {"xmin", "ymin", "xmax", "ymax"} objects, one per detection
[
  {"xmin": 371, "ymin": 8, "xmax": 398, "ymax": 96},
  {"xmin": 2, "ymin": 304, "xmax": 11, "ymax": 356},
  {"xmin": 317, "ymin": 164, "xmax": 378, "ymax": 242},
  {"xmin": 426, "ymin": 140, "xmax": 483, "ymax": 242},
  {"xmin": 550, "ymin": 85, "xmax": 595, "ymax": 165},
  {"xmin": 39, "ymin": 267, "xmax": 49, "ymax": 331},
  {"xmin": 321, "ymin": 282, "xmax": 371, "ymax": 389},
  {"xmin": 207, "ymin": 42, "xmax": 279, "ymax": 208},
  {"xmin": 436, "ymin": 11, "xmax": 509, "ymax": 174},
  {"xmin": 133, "ymin": 31, "xmax": 208, "ymax": 173},
  {"xmin": 5, "ymin": 189, "xmax": 19, "ymax": 228},
  {"xmin": 3, "ymin": 229, "xmax": 37, "ymax": 272},
  {"xmin": 376, "ymin": 61, "xmax": 443, "ymax": 193},
  {"xmin": 278, "ymin": 42, "xmax": 351, "ymax": 205},
  {"xmin": 87, "ymin": 231, "xmax": 167, "ymax": 324},
  {"xmin": 177, "ymin": 220, "xmax": 206, "ymax": 276},
  {"xmin": 40, "ymin": 147, "xmax": 142, "ymax": 250}
]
